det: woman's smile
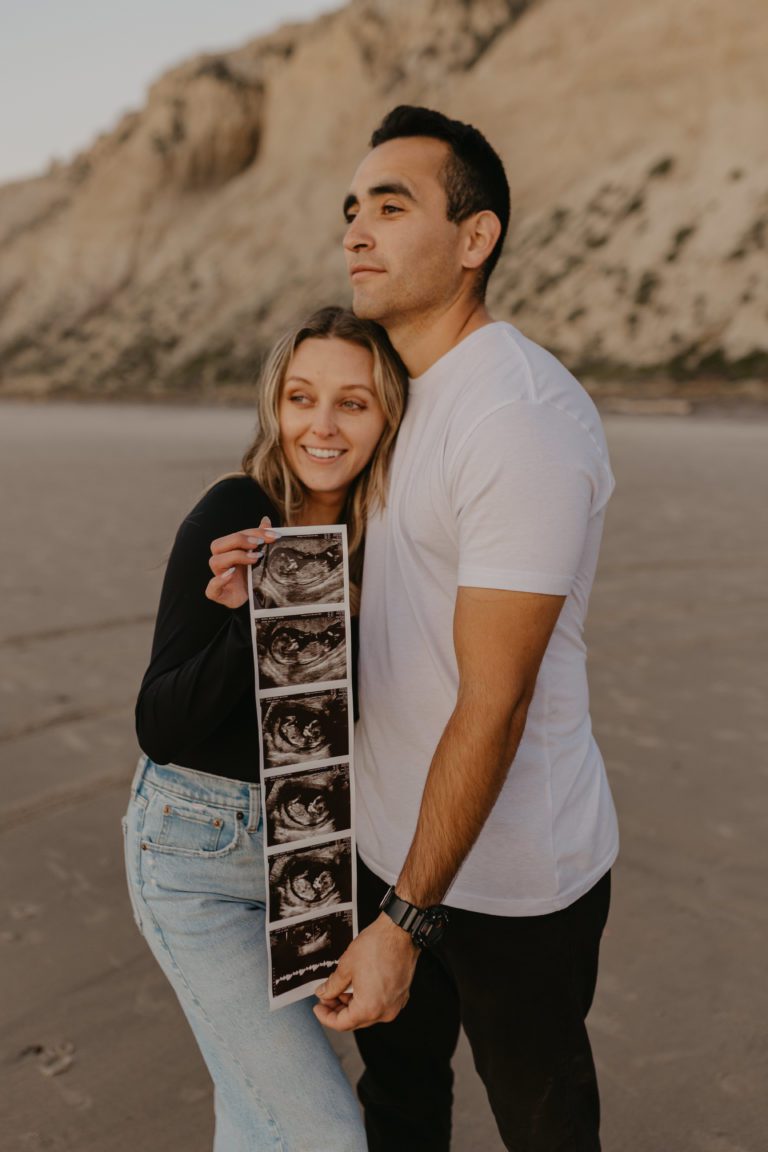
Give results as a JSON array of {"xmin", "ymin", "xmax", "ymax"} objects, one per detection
[{"xmin": 301, "ymin": 445, "xmax": 348, "ymax": 461}]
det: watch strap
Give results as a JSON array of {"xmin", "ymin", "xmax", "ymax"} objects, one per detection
[{"xmin": 380, "ymin": 887, "xmax": 424, "ymax": 933}]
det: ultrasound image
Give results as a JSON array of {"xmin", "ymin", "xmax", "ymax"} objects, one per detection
[
  {"xmin": 268, "ymin": 838, "xmax": 352, "ymax": 922},
  {"xmin": 261, "ymin": 689, "xmax": 348, "ymax": 769},
  {"xmin": 265, "ymin": 764, "xmax": 351, "ymax": 846},
  {"xmin": 252, "ymin": 533, "xmax": 345, "ymax": 609},
  {"xmin": 256, "ymin": 612, "xmax": 347, "ymax": 690},
  {"xmin": 270, "ymin": 909, "xmax": 354, "ymax": 997}
]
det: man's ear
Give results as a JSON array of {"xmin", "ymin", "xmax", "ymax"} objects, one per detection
[{"xmin": 461, "ymin": 210, "xmax": 502, "ymax": 273}]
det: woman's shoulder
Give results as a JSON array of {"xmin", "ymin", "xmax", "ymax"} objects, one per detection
[{"xmin": 182, "ymin": 475, "xmax": 281, "ymax": 539}]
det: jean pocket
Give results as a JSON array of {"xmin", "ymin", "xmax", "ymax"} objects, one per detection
[{"xmin": 140, "ymin": 790, "xmax": 240, "ymax": 858}]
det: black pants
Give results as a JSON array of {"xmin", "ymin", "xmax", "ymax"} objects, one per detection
[{"xmin": 354, "ymin": 860, "xmax": 611, "ymax": 1152}]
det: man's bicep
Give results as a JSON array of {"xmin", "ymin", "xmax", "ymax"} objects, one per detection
[{"xmin": 453, "ymin": 586, "xmax": 566, "ymax": 708}]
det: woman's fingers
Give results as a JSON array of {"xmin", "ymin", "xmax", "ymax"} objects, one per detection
[
  {"xmin": 209, "ymin": 547, "xmax": 263, "ymax": 576},
  {"xmin": 205, "ymin": 566, "xmax": 247, "ymax": 607},
  {"xmin": 206, "ymin": 520, "xmax": 279, "ymax": 606},
  {"xmin": 210, "ymin": 523, "xmax": 280, "ymax": 557},
  {"xmin": 206, "ymin": 566, "xmax": 237, "ymax": 593}
]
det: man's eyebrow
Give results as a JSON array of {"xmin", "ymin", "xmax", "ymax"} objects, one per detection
[
  {"xmin": 343, "ymin": 182, "xmax": 416, "ymax": 218},
  {"xmin": 368, "ymin": 181, "xmax": 416, "ymax": 201}
]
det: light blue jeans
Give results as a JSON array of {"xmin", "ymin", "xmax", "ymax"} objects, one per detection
[{"xmin": 122, "ymin": 756, "xmax": 367, "ymax": 1151}]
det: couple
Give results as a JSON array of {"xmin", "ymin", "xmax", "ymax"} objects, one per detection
[{"xmin": 124, "ymin": 106, "xmax": 618, "ymax": 1152}]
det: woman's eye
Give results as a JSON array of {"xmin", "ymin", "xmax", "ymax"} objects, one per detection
[
  {"xmin": 288, "ymin": 393, "xmax": 310, "ymax": 405},
  {"xmin": 340, "ymin": 399, "xmax": 365, "ymax": 410}
]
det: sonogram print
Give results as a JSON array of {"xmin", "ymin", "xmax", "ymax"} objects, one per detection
[
  {"xmin": 256, "ymin": 612, "xmax": 347, "ymax": 689},
  {"xmin": 270, "ymin": 910, "xmax": 354, "ymax": 997},
  {"xmin": 261, "ymin": 689, "xmax": 348, "ymax": 769},
  {"xmin": 268, "ymin": 838, "xmax": 352, "ymax": 922},
  {"xmin": 247, "ymin": 524, "xmax": 356, "ymax": 1007},
  {"xmin": 265, "ymin": 764, "xmax": 351, "ymax": 846},
  {"xmin": 252, "ymin": 533, "xmax": 344, "ymax": 608}
]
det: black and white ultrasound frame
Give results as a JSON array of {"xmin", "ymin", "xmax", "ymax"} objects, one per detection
[
  {"xmin": 250, "ymin": 530, "xmax": 346, "ymax": 610},
  {"xmin": 268, "ymin": 909, "xmax": 354, "ymax": 999},
  {"xmin": 255, "ymin": 610, "xmax": 348, "ymax": 690},
  {"xmin": 263, "ymin": 762, "xmax": 352, "ymax": 848}
]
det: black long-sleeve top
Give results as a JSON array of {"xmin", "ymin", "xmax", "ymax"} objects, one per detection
[
  {"xmin": 135, "ymin": 476, "xmax": 280, "ymax": 780},
  {"xmin": 136, "ymin": 476, "xmax": 359, "ymax": 781}
]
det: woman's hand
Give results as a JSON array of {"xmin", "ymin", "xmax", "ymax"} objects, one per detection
[{"xmin": 206, "ymin": 517, "xmax": 280, "ymax": 609}]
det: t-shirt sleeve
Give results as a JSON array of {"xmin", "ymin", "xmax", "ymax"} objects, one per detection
[
  {"xmin": 450, "ymin": 401, "xmax": 614, "ymax": 595},
  {"xmin": 135, "ymin": 479, "xmax": 269, "ymax": 765}
]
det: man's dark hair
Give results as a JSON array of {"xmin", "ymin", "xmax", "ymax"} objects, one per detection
[{"xmin": 370, "ymin": 105, "xmax": 510, "ymax": 295}]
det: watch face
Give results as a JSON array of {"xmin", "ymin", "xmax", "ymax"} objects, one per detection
[
  {"xmin": 415, "ymin": 910, "xmax": 447, "ymax": 948},
  {"xmin": 380, "ymin": 888, "xmax": 448, "ymax": 946}
]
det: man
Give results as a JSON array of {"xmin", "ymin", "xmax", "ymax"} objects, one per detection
[{"xmin": 314, "ymin": 106, "xmax": 619, "ymax": 1152}]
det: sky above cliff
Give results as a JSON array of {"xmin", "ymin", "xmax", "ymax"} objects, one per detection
[{"xmin": 0, "ymin": 0, "xmax": 341, "ymax": 184}]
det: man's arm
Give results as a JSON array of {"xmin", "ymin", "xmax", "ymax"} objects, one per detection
[{"xmin": 314, "ymin": 585, "xmax": 565, "ymax": 1031}]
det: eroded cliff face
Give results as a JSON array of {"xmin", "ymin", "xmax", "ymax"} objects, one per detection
[{"xmin": 0, "ymin": 0, "xmax": 765, "ymax": 397}]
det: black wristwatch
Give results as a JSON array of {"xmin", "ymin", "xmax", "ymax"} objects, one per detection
[{"xmin": 379, "ymin": 886, "xmax": 448, "ymax": 948}]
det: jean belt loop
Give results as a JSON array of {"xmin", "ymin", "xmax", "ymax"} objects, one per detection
[
  {"xmin": 131, "ymin": 753, "xmax": 150, "ymax": 800},
  {"xmin": 247, "ymin": 782, "xmax": 260, "ymax": 833}
]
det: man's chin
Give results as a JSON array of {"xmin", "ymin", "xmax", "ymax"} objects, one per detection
[{"xmin": 350, "ymin": 288, "xmax": 386, "ymax": 323}]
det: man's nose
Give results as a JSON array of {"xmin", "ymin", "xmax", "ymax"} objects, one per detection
[{"xmin": 343, "ymin": 214, "xmax": 373, "ymax": 253}]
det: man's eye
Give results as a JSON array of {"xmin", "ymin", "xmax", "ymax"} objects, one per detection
[{"xmin": 382, "ymin": 203, "xmax": 402, "ymax": 215}]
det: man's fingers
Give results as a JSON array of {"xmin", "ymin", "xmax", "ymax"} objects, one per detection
[
  {"xmin": 314, "ymin": 997, "xmax": 401, "ymax": 1032},
  {"xmin": 315, "ymin": 965, "xmax": 351, "ymax": 1002},
  {"xmin": 313, "ymin": 1002, "xmax": 360, "ymax": 1032},
  {"xmin": 312, "ymin": 1002, "xmax": 337, "ymax": 1026}
]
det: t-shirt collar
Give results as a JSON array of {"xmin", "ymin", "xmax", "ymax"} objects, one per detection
[{"xmin": 408, "ymin": 321, "xmax": 507, "ymax": 391}]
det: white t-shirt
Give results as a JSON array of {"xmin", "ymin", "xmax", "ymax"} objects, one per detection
[{"xmin": 356, "ymin": 322, "xmax": 619, "ymax": 916}]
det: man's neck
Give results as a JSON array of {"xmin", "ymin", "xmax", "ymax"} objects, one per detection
[{"xmin": 387, "ymin": 297, "xmax": 495, "ymax": 379}]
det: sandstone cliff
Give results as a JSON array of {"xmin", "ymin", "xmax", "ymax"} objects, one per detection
[{"xmin": 0, "ymin": 0, "xmax": 765, "ymax": 397}]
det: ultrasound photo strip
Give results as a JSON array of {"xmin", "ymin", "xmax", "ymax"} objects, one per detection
[{"xmin": 248, "ymin": 524, "xmax": 357, "ymax": 1010}]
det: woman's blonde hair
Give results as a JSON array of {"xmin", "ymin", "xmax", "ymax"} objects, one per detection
[{"xmin": 241, "ymin": 306, "xmax": 407, "ymax": 587}]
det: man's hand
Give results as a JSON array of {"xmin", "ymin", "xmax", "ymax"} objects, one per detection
[{"xmin": 313, "ymin": 913, "xmax": 419, "ymax": 1031}]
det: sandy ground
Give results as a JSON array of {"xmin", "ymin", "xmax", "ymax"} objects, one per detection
[{"xmin": 1, "ymin": 402, "xmax": 766, "ymax": 1152}]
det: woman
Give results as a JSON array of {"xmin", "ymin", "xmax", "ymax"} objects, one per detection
[{"xmin": 123, "ymin": 307, "xmax": 407, "ymax": 1151}]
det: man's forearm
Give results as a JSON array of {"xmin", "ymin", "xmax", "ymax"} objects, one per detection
[{"xmin": 395, "ymin": 687, "xmax": 531, "ymax": 908}]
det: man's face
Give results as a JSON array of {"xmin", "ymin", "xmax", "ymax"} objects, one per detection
[{"xmin": 343, "ymin": 137, "xmax": 467, "ymax": 328}]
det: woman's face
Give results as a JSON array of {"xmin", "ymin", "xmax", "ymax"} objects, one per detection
[{"xmin": 278, "ymin": 337, "xmax": 386, "ymax": 507}]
